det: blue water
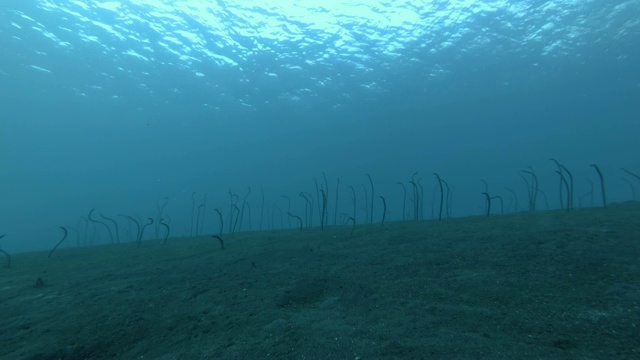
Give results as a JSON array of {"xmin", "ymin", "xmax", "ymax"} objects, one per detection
[{"xmin": 1, "ymin": 0, "xmax": 639, "ymax": 252}]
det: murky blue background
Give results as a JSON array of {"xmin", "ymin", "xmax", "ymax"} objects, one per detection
[{"xmin": 1, "ymin": 0, "xmax": 639, "ymax": 252}]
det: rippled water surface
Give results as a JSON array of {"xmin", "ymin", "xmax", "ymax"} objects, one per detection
[{"xmin": 2, "ymin": 0, "xmax": 638, "ymax": 112}]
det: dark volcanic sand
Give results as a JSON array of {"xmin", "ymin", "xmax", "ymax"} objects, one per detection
[{"xmin": 1, "ymin": 202, "xmax": 639, "ymax": 359}]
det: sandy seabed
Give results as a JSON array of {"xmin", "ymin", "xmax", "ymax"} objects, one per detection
[{"xmin": 1, "ymin": 202, "xmax": 639, "ymax": 359}]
